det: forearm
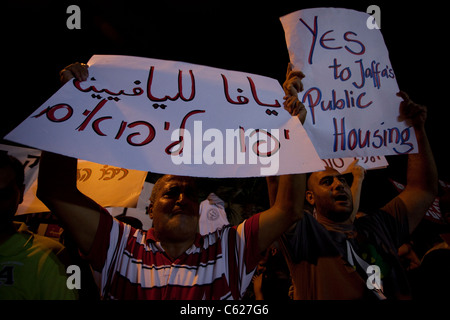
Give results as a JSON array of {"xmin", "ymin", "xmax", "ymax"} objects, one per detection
[
  {"xmin": 407, "ymin": 127, "xmax": 438, "ymax": 196},
  {"xmin": 37, "ymin": 151, "xmax": 101, "ymax": 254},
  {"xmin": 400, "ymin": 126, "xmax": 438, "ymax": 232},
  {"xmin": 38, "ymin": 151, "xmax": 78, "ymax": 197},
  {"xmin": 266, "ymin": 174, "xmax": 306, "ymax": 218},
  {"xmin": 274, "ymin": 174, "xmax": 306, "ymax": 221},
  {"xmin": 350, "ymin": 175, "xmax": 364, "ymax": 222},
  {"xmin": 393, "ymin": 92, "xmax": 437, "ymax": 232},
  {"xmin": 258, "ymin": 174, "xmax": 305, "ymax": 252},
  {"xmin": 265, "ymin": 176, "xmax": 279, "ymax": 207}
]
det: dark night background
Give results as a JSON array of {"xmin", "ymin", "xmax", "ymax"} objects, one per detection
[
  {"xmin": 2, "ymin": 0, "xmax": 450, "ymax": 309},
  {"xmin": 3, "ymin": 0, "xmax": 449, "ymax": 213}
]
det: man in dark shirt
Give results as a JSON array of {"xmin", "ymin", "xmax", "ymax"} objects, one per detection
[
  {"xmin": 280, "ymin": 196, "xmax": 412, "ymax": 299},
  {"xmin": 268, "ymin": 68, "xmax": 438, "ymax": 299}
]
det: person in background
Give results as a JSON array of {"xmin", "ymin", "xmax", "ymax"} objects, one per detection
[
  {"xmin": 36, "ymin": 62, "xmax": 307, "ymax": 300},
  {"xmin": 0, "ymin": 153, "xmax": 77, "ymax": 300},
  {"xmin": 267, "ymin": 64, "xmax": 438, "ymax": 299}
]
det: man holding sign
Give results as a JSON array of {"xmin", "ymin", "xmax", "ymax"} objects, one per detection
[
  {"xmin": 280, "ymin": 8, "xmax": 418, "ymax": 159},
  {"xmin": 37, "ymin": 63, "xmax": 307, "ymax": 300},
  {"xmin": 286, "ymin": 93, "xmax": 435, "ymax": 299},
  {"xmin": 267, "ymin": 28, "xmax": 438, "ymax": 299}
]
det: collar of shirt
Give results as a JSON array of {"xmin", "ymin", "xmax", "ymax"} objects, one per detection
[{"xmin": 144, "ymin": 228, "xmax": 204, "ymax": 248}]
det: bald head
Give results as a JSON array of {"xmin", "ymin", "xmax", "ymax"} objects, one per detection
[
  {"xmin": 150, "ymin": 175, "xmax": 198, "ymax": 205},
  {"xmin": 305, "ymin": 168, "xmax": 353, "ymax": 222}
]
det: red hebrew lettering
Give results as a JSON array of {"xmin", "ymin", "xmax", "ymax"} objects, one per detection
[
  {"xmin": 165, "ymin": 110, "xmax": 206, "ymax": 155},
  {"xmin": 92, "ymin": 116, "xmax": 112, "ymax": 136},
  {"xmin": 126, "ymin": 121, "xmax": 156, "ymax": 146},
  {"xmin": 250, "ymin": 129, "xmax": 280, "ymax": 157},
  {"xmin": 113, "ymin": 120, "xmax": 156, "ymax": 146},
  {"xmin": 77, "ymin": 168, "xmax": 92, "ymax": 182},
  {"xmin": 77, "ymin": 99, "xmax": 108, "ymax": 132},
  {"xmin": 114, "ymin": 121, "xmax": 127, "ymax": 140},
  {"xmin": 33, "ymin": 104, "xmax": 74, "ymax": 123},
  {"xmin": 99, "ymin": 165, "xmax": 129, "ymax": 180}
]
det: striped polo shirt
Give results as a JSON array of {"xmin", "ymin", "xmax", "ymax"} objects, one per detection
[{"xmin": 86, "ymin": 210, "xmax": 262, "ymax": 300}]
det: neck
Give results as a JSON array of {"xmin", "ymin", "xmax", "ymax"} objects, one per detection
[
  {"xmin": 160, "ymin": 236, "xmax": 196, "ymax": 260},
  {"xmin": 0, "ymin": 222, "xmax": 17, "ymax": 245},
  {"xmin": 316, "ymin": 213, "xmax": 354, "ymax": 235}
]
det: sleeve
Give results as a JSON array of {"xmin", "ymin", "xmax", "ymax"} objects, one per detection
[
  {"xmin": 82, "ymin": 208, "xmax": 114, "ymax": 271},
  {"xmin": 379, "ymin": 196, "xmax": 410, "ymax": 247},
  {"xmin": 226, "ymin": 212, "xmax": 263, "ymax": 299},
  {"xmin": 82, "ymin": 208, "xmax": 134, "ymax": 297}
]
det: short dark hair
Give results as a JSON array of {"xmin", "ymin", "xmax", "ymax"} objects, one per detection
[{"xmin": 0, "ymin": 152, "xmax": 25, "ymax": 187}]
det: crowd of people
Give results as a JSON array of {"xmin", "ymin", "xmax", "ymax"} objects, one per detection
[{"xmin": 0, "ymin": 61, "xmax": 448, "ymax": 301}]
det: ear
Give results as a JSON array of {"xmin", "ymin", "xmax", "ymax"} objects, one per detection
[
  {"xmin": 305, "ymin": 190, "xmax": 315, "ymax": 206},
  {"xmin": 147, "ymin": 203, "xmax": 154, "ymax": 219}
]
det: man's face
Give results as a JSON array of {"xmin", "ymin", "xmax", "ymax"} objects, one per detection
[
  {"xmin": 306, "ymin": 168, "xmax": 353, "ymax": 222},
  {"xmin": 148, "ymin": 175, "xmax": 200, "ymax": 243}
]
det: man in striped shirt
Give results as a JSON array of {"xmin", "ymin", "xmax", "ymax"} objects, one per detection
[{"xmin": 37, "ymin": 62, "xmax": 306, "ymax": 300}]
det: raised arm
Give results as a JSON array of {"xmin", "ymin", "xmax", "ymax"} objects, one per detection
[
  {"xmin": 342, "ymin": 159, "xmax": 366, "ymax": 222},
  {"xmin": 37, "ymin": 63, "xmax": 102, "ymax": 255},
  {"xmin": 283, "ymin": 63, "xmax": 307, "ymax": 124},
  {"xmin": 257, "ymin": 64, "xmax": 308, "ymax": 252},
  {"xmin": 393, "ymin": 91, "xmax": 438, "ymax": 233},
  {"xmin": 258, "ymin": 174, "xmax": 306, "ymax": 252}
]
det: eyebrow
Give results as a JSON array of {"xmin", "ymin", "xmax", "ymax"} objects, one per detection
[
  {"xmin": 318, "ymin": 173, "xmax": 351, "ymax": 184},
  {"xmin": 162, "ymin": 182, "xmax": 198, "ymax": 195},
  {"xmin": 319, "ymin": 175, "xmax": 336, "ymax": 183}
]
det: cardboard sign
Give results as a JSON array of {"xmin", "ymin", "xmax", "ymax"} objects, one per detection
[
  {"xmin": 321, "ymin": 155, "xmax": 388, "ymax": 173},
  {"xmin": 5, "ymin": 55, "xmax": 323, "ymax": 177},
  {"xmin": 280, "ymin": 8, "xmax": 418, "ymax": 159},
  {"xmin": 0, "ymin": 144, "xmax": 146, "ymax": 215}
]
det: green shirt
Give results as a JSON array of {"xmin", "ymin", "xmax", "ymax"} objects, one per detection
[{"xmin": 0, "ymin": 223, "xmax": 77, "ymax": 300}]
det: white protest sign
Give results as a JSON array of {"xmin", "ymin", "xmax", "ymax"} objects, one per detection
[
  {"xmin": 280, "ymin": 8, "xmax": 418, "ymax": 159},
  {"xmin": 0, "ymin": 144, "xmax": 147, "ymax": 215},
  {"xmin": 321, "ymin": 155, "xmax": 388, "ymax": 173},
  {"xmin": 5, "ymin": 55, "xmax": 323, "ymax": 177}
]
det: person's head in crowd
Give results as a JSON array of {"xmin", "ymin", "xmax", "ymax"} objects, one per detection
[
  {"xmin": 148, "ymin": 174, "xmax": 200, "ymax": 243},
  {"xmin": 305, "ymin": 167, "xmax": 353, "ymax": 223},
  {"xmin": 0, "ymin": 153, "xmax": 25, "ymax": 230}
]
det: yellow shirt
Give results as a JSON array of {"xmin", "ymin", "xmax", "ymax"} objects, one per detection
[{"xmin": 0, "ymin": 223, "xmax": 77, "ymax": 300}]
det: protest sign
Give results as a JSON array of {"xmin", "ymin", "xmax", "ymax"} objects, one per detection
[
  {"xmin": 5, "ymin": 55, "xmax": 323, "ymax": 177},
  {"xmin": 0, "ymin": 144, "xmax": 147, "ymax": 215},
  {"xmin": 280, "ymin": 8, "xmax": 418, "ymax": 159},
  {"xmin": 321, "ymin": 155, "xmax": 388, "ymax": 173}
]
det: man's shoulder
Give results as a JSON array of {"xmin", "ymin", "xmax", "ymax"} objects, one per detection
[{"xmin": 14, "ymin": 222, "xmax": 65, "ymax": 255}]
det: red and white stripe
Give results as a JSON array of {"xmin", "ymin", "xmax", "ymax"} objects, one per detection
[{"xmin": 88, "ymin": 211, "xmax": 261, "ymax": 300}]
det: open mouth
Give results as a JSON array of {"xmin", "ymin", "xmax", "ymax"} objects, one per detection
[{"xmin": 334, "ymin": 194, "xmax": 350, "ymax": 203}]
